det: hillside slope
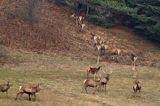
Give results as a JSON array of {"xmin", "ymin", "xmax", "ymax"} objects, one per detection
[
  {"xmin": 0, "ymin": 0, "xmax": 160, "ymax": 66},
  {"xmin": 0, "ymin": 1, "xmax": 160, "ymax": 106}
]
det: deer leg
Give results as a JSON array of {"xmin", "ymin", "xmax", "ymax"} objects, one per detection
[
  {"xmin": 75, "ymin": 19, "xmax": 78, "ymax": 25},
  {"xmin": 81, "ymin": 84, "xmax": 85, "ymax": 93},
  {"xmin": 94, "ymin": 73, "xmax": 96, "ymax": 81},
  {"xmin": 131, "ymin": 61, "xmax": 134, "ymax": 68},
  {"xmin": 84, "ymin": 86, "xmax": 88, "ymax": 93},
  {"xmin": 15, "ymin": 92, "xmax": 23, "ymax": 100},
  {"xmin": 6, "ymin": 91, "xmax": 8, "ymax": 97},
  {"xmin": 28, "ymin": 94, "xmax": 31, "ymax": 101},
  {"xmin": 15, "ymin": 93, "xmax": 19, "ymax": 100},
  {"xmin": 97, "ymin": 55, "xmax": 100, "ymax": 65},
  {"xmin": 100, "ymin": 85, "xmax": 103, "ymax": 91},
  {"xmin": 139, "ymin": 88, "xmax": 141, "ymax": 93},
  {"xmin": 87, "ymin": 72, "xmax": 89, "ymax": 78},
  {"xmin": 81, "ymin": 87, "xmax": 84, "ymax": 93},
  {"xmin": 93, "ymin": 85, "xmax": 97, "ymax": 94},
  {"xmin": 99, "ymin": 83, "xmax": 102, "ymax": 92},
  {"xmin": 33, "ymin": 94, "xmax": 36, "ymax": 101},
  {"xmin": 105, "ymin": 85, "xmax": 107, "ymax": 94}
]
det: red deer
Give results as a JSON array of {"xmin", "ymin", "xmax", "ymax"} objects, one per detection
[
  {"xmin": 82, "ymin": 79, "xmax": 100, "ymax": 94},
  {"xmin": 131, "ymin": 53, "xmax": 138, "ymax": 67},
  {"xmin": 95, "ymin": 44, "xmax": 108, "ymax": 56},
  {"xmin": 87, "ymin": 66, "xmax": 102, "ymax": 79},
  {"xmin": 99, "ymin": 74, "xmax": 110, "ymax": 93},
  {"xmin": 0, "ymin": 81, "xmax": 11, "ymax": 96},
  {"xmin": 71, "ymin": 13, "xmax": 85, "ymax": 25},
  {"xmin": 90, "ymin": 32, "xmax": 101, "ymax": 46},
  {"xmin": 110, "ymin": 48, "xmax": 121, "ymax": 55},
  {"xmin": 101, "ymin": 43, "xmax": 109, "ymax": 54},
  {"xmin": 133, "ymin": 80, "xmax": 141, "ymax": 93},
  {"xmin": 80, "ymin": 22, "xmax": 85, "ymax": 32},
  {"xmin": 15, "ymin": 84, "xmax": 41, "ymax": 101}
]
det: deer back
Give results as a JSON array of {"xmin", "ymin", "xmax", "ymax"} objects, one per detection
[{"xmin": 21, "ymin": 84, "xmax": 40, "ymax": 93}]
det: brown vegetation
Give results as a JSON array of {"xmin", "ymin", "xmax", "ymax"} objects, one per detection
[{"xmin": 0, "ymin": 0, "xmax": 159, "ymax": 66}]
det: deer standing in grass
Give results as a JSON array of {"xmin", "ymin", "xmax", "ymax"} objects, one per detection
[
  {"xmin": 71, "ymin": 13, "xmax": 85, "ymax": 26},
  {"xmin": 131, "ymin": 53, "xmax": 138, "ymax": 68},
  {"xmin": 15, "ymin": 84, "xmax": 41, "ymax": 101},
  {"xmin": 90, "ymin": 32, "xmax": 101, "ymax": 46},
  {"xmin": 0, "ymin": 81, "xmax": 11, "ymax": 96},
  {"xmin": 82, "ymin": 79, "xmax": 100, "ymax": 94},
  {"xmin": 133, "ymin": 80, "xmax": 141, "ymax": 93},
  {"xmin": 131, "ymin": 53, "xmax": 138, "ymax": 78},
  {"xmin": 82, "ymin": 71, "xmax": 111, "ymax": 94},
  {"xmin": 87, "ymin": 66, "xmax": 102, "ymax": 80},
  {"xmin": 110, "ymin": 48, "xmax": 121, "ymax": 55},
  {"xmin": 98, "ymin": 73, "xmax": 111, "ymax": 93}
]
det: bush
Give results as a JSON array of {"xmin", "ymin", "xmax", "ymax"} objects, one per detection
[
  {"xmin": 74, "ymin": 0, "xmax": 160, "ymax": 43},
  {"xmin": 88, "ymin": 15, "xmax": 118, "ymax": 28}
]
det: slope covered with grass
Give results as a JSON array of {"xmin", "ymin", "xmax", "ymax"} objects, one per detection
[{"xmin": 0, "ymin": 50, "xmax": 160, "ymax": 106}]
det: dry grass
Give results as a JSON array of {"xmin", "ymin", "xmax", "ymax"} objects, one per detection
[
  {"xmin": 0, "ymin": 1, "xmax": 160, "ymax": 106},
  {"xmin": 0, "ymin": 0, "xmax": 160, "ymax": 66},
  {"xmin": 0, "ymin": 50, "xmax": 160, "ymax": 106}
]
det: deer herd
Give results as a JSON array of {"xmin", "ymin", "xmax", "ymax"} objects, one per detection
[
  {"xmin": 71, "ymin": 12, "xmax": 86, "ymax": 32},
  {"xmin": 0, "ymin": 12, "xmax": 141, "ymax": 101},
  {"xmin": 71, "ymin": 12, "xmax": 141, "ymax": 95}
]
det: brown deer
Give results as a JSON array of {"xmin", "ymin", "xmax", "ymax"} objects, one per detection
[
  {"xmin": 99, "ymin": 74, "xmax": 110, "ymax": 93},
  {"xmin": 82, "ymin": 79, "xmax": 100, "ymax": 94},
  {"xmin": 79, "ymin": 22, "xmax": 86, "ymax": 32},
  {"xmin": 71, "ymin": 13, "xmax": 85, "ymax": 25},
  {"xmin": 95, "ymin": 43, "xmax": 108, "ymax": 56},
  {"xmin": 15, "ymin": 84, "xmax": 41, "ymax": 101},
  {"xmin": 90, "ymin": 32, "xmax": 101, "ymax": 46},
  {"xmin": 110, "ymin": 48, "xmax": 121, "ymax": 55},
  {"xmin": 0, "ymin": 81, "xmax": 11, "ymax": 96},
  {"xmin": 133, "ymin": 80, "xmax": 141, "ymax": 93},
  {"xmin": 101, "ymin": 43, "xmax": 109, "ymax": 54},
  {"xmin": 87, "ymin": 66, "xmax": 102, "ymax": 79},
  {"xmin": 131, "ymin": 53, "xmax": 138, "ymax": 68}
]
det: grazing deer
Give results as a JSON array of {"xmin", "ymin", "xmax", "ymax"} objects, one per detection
[
  {"xmin": 0, "ymin": 81, "xmax": 11, "ymax": 96},
  {"xmin": 87, "ymin": 66, "xmax": 102, "ymax": 79},
  {"xmin": 133, "ymin": 80, "xmax": 141, "ymax": 93},
  {"xmin": 15, "ymin": 84, "xmax": 41, "ymax": 101}
]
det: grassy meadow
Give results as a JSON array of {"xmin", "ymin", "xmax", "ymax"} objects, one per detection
[{"xmin": 0, "ymin": 50, "xmax": 160, "ymax": 106}]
